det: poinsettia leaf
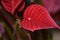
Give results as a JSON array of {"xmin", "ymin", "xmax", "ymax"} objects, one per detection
[
  {"xmin": 17, "ymin": 2, "xmax": 25, "ymax": 12},
  {"xmin": 42, "ymin": 0, "xmax": 60, "ymax": 13},
  {"xmin": 21, "ymin": 4, "xmax": 60, "ymax": 32},
  {"xmin": 1, "ymin": 0, "xmax": 25, "ymax": 15}
]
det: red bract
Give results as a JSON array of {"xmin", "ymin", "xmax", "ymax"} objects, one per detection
[
  {"xmin": 21, "ymin": 4, "xmax": 60, "ymax": 32},
  {"xmin": 1, "ymin": 0, "xmax": 25, "ymax": 15},
  {"xmin": 42, "ymin": 0, "xmax": 60, "ymax": 13},
  {"xmin": 18, "ymin": 2, "xmax": 25, "ymax": 12}
]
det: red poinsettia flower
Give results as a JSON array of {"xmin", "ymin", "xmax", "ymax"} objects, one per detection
[
  {"xmin": 21, "ymin": 4, "xmax": 60, "ymax": 32},
  {"xmin": 1, "ymin": 0, "xmax": 25, "ymax": 15},
  {"xmin": 42, "ymin": 0, "xmax": 60, "ymax": 13}
]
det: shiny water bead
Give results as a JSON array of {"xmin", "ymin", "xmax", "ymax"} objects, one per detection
[
  {"xmin": 28, "ymin": 17, "xmax": 31, "ymax": 21},
  {"xmin": 21, "ymin": 4, "xmax": 60, "ymax": 32}
]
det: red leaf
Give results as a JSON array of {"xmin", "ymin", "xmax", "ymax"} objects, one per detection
[
  {"xmin": 42, "ymin": 0, "xmax": 60, "ymax": 13},
  {"xmin": 21, "ymin": 4, "xmax": 60, "ymax": 32},
  {"xmin": 18, "ymin": 2, "xmax": 25, "ymax": 12},
  {"xmin": 1, "ymin": 0, "xmax": 25, "ymax": 15}
]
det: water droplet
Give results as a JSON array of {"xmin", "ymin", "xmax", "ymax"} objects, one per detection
[{"xmin": 28, "ymin": 17, "xmax": 31, "ymax": 21}]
